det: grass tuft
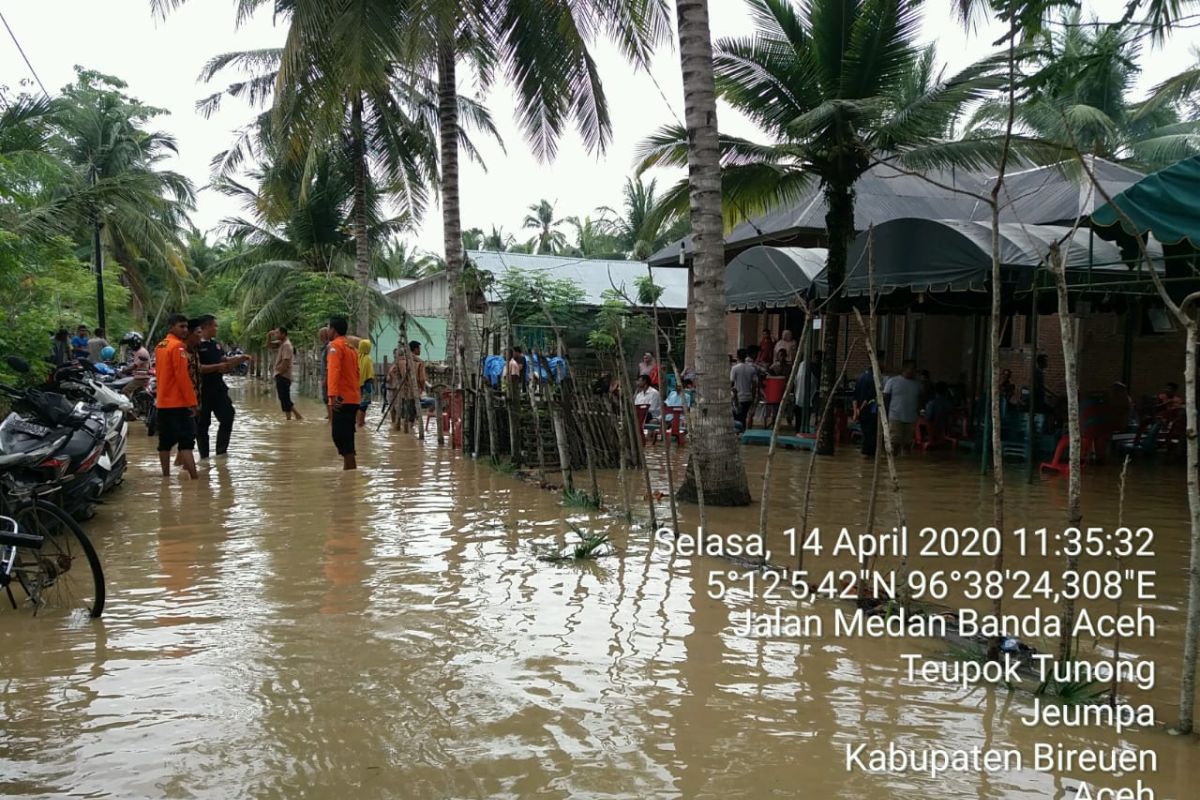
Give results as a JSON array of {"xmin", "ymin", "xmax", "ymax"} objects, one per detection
[
  {"xmin": 537, "ymin": 525, "xmax": 614, "ymax": 563},
  {"xmin": 561, "ymin": 487, "xmax": 601, "ymax": 509}
]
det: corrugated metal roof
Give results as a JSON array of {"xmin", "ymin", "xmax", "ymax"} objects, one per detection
[
  {"xmin": 648, "ymin": 158, "xmax": 1146, "ymax": 265},
  {"xmin": 466, "ymin": 250, "xmax": 689, "ymax": 309}
]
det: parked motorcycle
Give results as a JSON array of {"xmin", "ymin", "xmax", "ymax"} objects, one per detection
[
  {"xmin": 0, "ymin": 357, "xmax": 112, "ymax": 520},
  {"xmin": 47, "ymin": 361, "xmax": 130, "ymax": 495}
]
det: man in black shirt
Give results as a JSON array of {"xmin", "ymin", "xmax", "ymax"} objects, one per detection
[{"xmin": 196, "ymin": 315, "xmax": 250, "ymax": 458}]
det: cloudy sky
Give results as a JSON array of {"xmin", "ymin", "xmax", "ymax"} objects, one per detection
[{"xmin": 2, "ymin": 0, "xmax": 1194, "ymax": 254}]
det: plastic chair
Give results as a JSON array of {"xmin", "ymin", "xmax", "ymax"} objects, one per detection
[
  {"xmin": 915, "ymin": 417, "xmax": 956, "ymax": 452},
  {"xmin": 1117, "ymin": 420, "xmax": 1163, "ymax": 456},
  {"xmin": 664, "ymin": 406, "xmax": 686, "ymax": 446},
  {"xmin": 636, "ymin": 404, "xmax": 653, "ymax": 443},
  {"xmin": 1039, "ymin": 434, "xmax": 1076, "ymax": 475}
]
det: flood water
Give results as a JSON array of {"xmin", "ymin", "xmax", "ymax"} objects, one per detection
[{"xmin": 2, "ymin": 381, "xmax": 1197, "ymax": 798}]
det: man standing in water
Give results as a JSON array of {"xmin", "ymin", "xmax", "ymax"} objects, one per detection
[
  {"xmin": 155, "ymin": 314, "xmax": 199, "ymax": 479},
  {"xmin": 196, "ymin": 315, "xmax": 250, "ymax": 458},
  {"xmin": 271, "ymin": 327, "xmax": 303, "ymax": 420},
  {"xmin": 883, "ymin": 359, "xmax": 922, "ymax": 454},
  {"xmin": 326, "ymin": 317, "xmax": 361, "ymax": 470}
]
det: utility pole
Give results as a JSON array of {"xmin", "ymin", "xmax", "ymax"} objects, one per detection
[{"xmin": 91, "ymin": 165, "xmax": 106, "ymax": 331}]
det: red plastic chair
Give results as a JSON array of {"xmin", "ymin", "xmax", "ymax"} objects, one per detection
[
  {"xmin": 1040, "ymin": 434, "xmax": 1086, "ymax": 475},
  {"xmin": 664, "ymin": 406, "xmax": 686, "ymax": 446},
  {"xmin": 635, "ymin": 404, "xmax": 651, "ymax": 443}
]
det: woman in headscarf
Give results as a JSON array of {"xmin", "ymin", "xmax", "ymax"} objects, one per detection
[{"xmin": 356, "ymin": 339, "xmax": 374, "ymax": 429}]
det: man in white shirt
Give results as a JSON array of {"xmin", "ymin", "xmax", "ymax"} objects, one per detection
[
  {"xmin": 883, "ymin": 359, "xmax": 922, "ymax": 452},
  {"xmin": 634, "ymin": 374, "xmax": 661, "ymax": 420},
  {"xmin": 730, "ymin": 347, "xmax": 758, "ymax": 427}
]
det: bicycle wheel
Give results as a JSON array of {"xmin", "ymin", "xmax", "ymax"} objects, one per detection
[{"xmin": 9, "ymin": 500, "xmax": 105, "ymax": 618}]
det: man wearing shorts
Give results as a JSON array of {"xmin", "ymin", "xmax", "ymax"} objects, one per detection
[
  {"xmin": 883, "ymin": 359, "xmax": 922, "ymax": 454},
  {"xmin": 271, "ymin": 327, "xmax": 302, "ymax": 420},
  {"xmin": 155, "ymin": 314, "xmax": 199, "ymax": 479},
  {"xmin": 325, "ymin": 316, "xmax": 361, "ymax": 470}
]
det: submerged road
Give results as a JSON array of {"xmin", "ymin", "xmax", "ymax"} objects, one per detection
[{"xmin": 0, "ymin": 381, "xmax": 1196, "ymax": 798}]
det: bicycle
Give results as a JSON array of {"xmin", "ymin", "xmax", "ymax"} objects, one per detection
[{"xmin": 0, "ymin": 402, "xmax": 106, "ymax": 619}]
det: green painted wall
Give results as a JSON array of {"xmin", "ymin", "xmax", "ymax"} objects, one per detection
[{"xmin": 372, "ymin": 315, "xmax": 448, "ymax": 364}]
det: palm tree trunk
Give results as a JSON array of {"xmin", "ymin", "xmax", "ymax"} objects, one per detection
[
  {"xmin": 350, "ymin": 92, "xmax": 371, "ymax": 338},
  {"xmin": 438, "ymin": 38, "xmax": 469, "ymax": 393},
  {"xmin": 816, "ymin": 184, "xmax": 853, "ymax": 456},
  {"xmin": 1179, "ymin": 311, "xmax": 1200, "ymax": 732},
  {"xmin": 672, "ymin": 0, "xmax": 750, "ymax": 507}
]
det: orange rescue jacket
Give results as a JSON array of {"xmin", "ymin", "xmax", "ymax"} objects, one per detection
[
  {"xmin": 155, "ymin": 333, "xmax": 198, "ymax": 409},
  {"xmin": 326, "ymin": 335, "xmax": 361, "ymax": 406}
]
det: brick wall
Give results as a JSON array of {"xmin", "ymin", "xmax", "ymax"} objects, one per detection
[{"xmin": 689, "ymin": 305, "xmax": 1189, "ymax": 401}]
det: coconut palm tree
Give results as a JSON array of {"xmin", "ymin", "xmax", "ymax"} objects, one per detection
[
  {"xmin": 597, "ymin": 176, "xmax": 688, "ymax": 260},
  {"xmin": 461, "ymin": 227, "xmax": 485, "ymax": 250},
  {"xmin": 640, "ymin": 0, "xmax": 1009, "ymax": 455},
  {"xmin": 379, "ymin": 240, "xmax": 442, "ymax": 279},
  {"xmin": 666, "ymin": 0, "xmax": 752, "ymax": 505},
  {"xmin": 522, "ymin": 199, "xmax": 569, "ymax": 254},
  {"xmin": 192, "ymin": 5, "xmax": 470, "ymax": 336},
  {"xmin": 564, "ymin": 215, "xmax": 624, "ymax": 259},
  {"xmin": 211, "ymin": 147, "xmax": 410, "ymax": 335},
  {"xmin": 481, "ymin": 225, "xmax": 516, "ymax": 252},
  {"xmin": 967, "ymin": 11, "xmax": 1200, "ymax": 169},
  {"xmin": 26, "ymin": 69, "xmax": 195, "ymax": 318},
  {"xmin": 388, "ymin": 0, "xmax": 669, "ymax": 387}
]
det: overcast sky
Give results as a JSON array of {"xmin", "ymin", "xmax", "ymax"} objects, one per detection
[{"xmin": 2, "ymin": 0, "xmax": 1194, "ymax": 255}]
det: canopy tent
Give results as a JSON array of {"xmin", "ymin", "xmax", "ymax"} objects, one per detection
[
  {"xmin": 648, "ymin": 158, "xmax": 1147, "ymax": 266},
  {"xmin": 724, "ymin": 246, "xmax": 828, "ymax": 309},
  {"xmin": 841, "ymin": 218, "xmax": 1164, "ymax": 297},
  {"xmin": 1091, "ymin": 156, "xmax": 1200, "ymax": 250}
]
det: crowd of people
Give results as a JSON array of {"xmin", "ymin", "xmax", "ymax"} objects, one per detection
[
  {"xmin": 47, "ymin": 312, "xmax": 1194, "ymax": 479},
  {"xmin": 45, "ymin": 314, "xmax": 433, "ymax": 480}
]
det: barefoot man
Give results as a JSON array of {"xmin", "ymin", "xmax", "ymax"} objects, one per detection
[
  {"xmin": 270, "ymin": 327, "xmax": 303, "ymax": 420},
  {"xmin": 155, "ymin": 314, "xmax": 199, "ymax": 479},
  {"xmin": 326, "ymin": 316, "xmax": 360, "ymax": 470}
]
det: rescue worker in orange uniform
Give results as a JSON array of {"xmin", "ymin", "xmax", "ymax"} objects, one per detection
[
  {"xmin": 325, "ymin": 316, "xmax": 361, "ymax": 470},
  {"xmin": 155, "ymin": 314, "xmax": 200, "ymax": 479}
]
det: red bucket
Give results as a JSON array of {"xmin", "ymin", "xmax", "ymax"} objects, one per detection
[{"xmin": 763, "ymin": 376, "xmax": 786, "ymax": 404}]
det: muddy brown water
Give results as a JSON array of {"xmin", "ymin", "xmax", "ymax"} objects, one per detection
[{"xmin": 1, "ymin": 382, "xmax": 1196, "ymax": 798}]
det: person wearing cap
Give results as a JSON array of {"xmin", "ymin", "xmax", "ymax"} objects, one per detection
[
  {"xmin": 155, "ymin": 314, "xmax": 200, "ymax": 479},
  {"xmin": 325, "ymin": 316, "xmax": 361, "ymax": 469}
]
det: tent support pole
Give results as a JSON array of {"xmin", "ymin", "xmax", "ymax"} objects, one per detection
[
  {"xmin": 1122, "ymin": 302, "xmax": 1136, "ymax": 387},
  {"xmin": 1027, "ymin": 282, "xmax": 1039, "ymax": 483}
]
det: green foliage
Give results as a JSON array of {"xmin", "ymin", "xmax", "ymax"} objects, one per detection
[
  {"xmin": 522, "ymin": 199, "xmax": 569, "ymax": 255},
  {"xmin": 968, "ymin": 9, "xmax": 1200, "ymax": 169},
  {"xmin": 596, "ymin": 177, "xmax": 688, "ymax": 260},
  {"xmin": 18, "ymin": 67, "xmax": 196, "ymax": 310},
  {"xmin": 488, "ymin": 455, "xmax": 519, "ymax": 474},
  {"xmin": 634, "ymin": 275, "xmax": 664, "ymax": 306},
  {"xmin": 495, "ymin": 269, "xmax": 585, "ymax": 335},
  {"xmin": 587, "ymin": 289, "xmax": 652, "ymax": 353},
  {"xmin": 537, "ymin": 524, "xmax": 613, "ymax": 562},
  {"xmin": 0, "ymin": 232, "xmax": 131, "ymax": 384},
  {"xmin": 562, "ymin": 488, "xmax": 602, "ymax": 509}
]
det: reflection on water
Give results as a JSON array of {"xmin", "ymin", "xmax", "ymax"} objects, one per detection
[{"xmin": 0, "ymin": 380, "xmax": 1196, "ymax": 799}]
